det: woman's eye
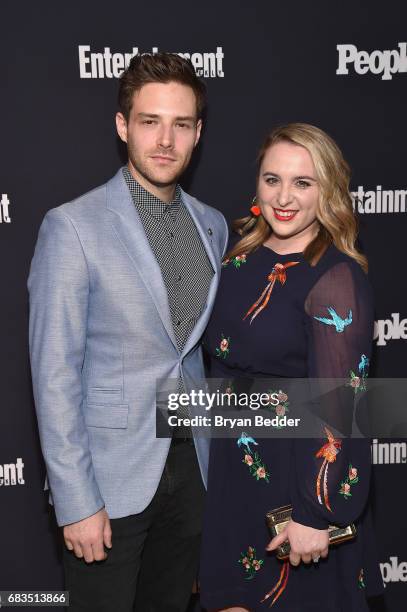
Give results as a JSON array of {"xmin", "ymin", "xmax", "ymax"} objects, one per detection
[
  {"xmin": 296, "ymin": 180, "xmax": 311, "ymax": 188},
  {"xmin": 266, "ymin": 177, "xmax": 278, "ymax": 185},
  {"xmin": 142, "ymin": 120, "xmax": 156, "ymax": 125}
]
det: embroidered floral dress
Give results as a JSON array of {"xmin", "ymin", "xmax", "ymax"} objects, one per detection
[{"xmin": 199, "ymin": 241, "xmax": 383, "ymax": 612}]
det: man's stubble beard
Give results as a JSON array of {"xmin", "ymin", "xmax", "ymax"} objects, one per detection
[{"xmin": 128, "ymin": 147, "xmax": 190, "ymax": 190}]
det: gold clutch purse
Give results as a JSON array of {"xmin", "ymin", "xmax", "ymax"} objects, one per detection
[{"xmin": 266, "ymin": 504, "xmax": 356, "ymax": 560}]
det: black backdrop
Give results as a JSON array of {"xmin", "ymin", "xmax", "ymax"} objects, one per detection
[{"xmin": 1, "ymin": 2, "xmax": 406, "ymax": 610}]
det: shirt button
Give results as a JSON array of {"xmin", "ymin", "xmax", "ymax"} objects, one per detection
[
  {"xmin": 170, "ymin": 231, "xmax": 174, "ymax": 238},
  {"xmin": 176, "ymin": 320, "xmax": 181, "ymax": 326},
  {"xmin": 177, "ymin": 275, "xmax": 182, "ymax": 281}
]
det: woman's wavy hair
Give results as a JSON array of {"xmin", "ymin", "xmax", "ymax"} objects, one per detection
[{"xmin": 227, "ymin": 123, "xmax": 367, "ymax": 272}]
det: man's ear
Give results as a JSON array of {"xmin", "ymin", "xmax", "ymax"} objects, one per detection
[
  {"xmin": 115, "ymin": 112, "xmax": 128, "ymax": 143},
  {"xmin": 194, "ymin": 119, "xmax": 202, "ymax": 147}
]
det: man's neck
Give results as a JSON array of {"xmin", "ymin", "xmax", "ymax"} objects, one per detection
[{"xmin": 127, "ymin": 162, "xmax": 176, "ymax": 203}]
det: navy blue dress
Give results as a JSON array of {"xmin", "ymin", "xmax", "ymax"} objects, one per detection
[{"xmin": 199, "ymin": 241, "xmax": 383, "ymax": 612}]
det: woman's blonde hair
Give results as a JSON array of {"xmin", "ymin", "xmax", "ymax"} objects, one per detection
[{"xmin": 227, "ymin": 123, "xmax": 367, "ymax": 272}]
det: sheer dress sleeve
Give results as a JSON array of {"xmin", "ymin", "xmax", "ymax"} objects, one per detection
[{"xmin": 290, "ymin": 261, "xmax": 374, "ymax": 529}]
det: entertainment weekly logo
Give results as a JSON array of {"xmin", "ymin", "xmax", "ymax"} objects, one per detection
[
  {"xmin": 381, "ymin": 557, "xmax": 407, "ymax": 586},
  {"xmin": 351, "ymin": 186, "xmax": 406, "ymax": 214},
  {"xmin": 337, "ymin": 42, "xmax": 407, "ymax": 80},
  {"xmin": 78, "ymin": 45, "xmax": 225, "ymax": 79},
  {"xmin": 374, "ymin": 314, "xmax": 407, "ymax": 346},
  {"xmin": 0, "ymin": 458, "xmax": 25, "ymax": 486},
  {"xmin": 0, "ymin": 193, "xmax": 11, "ymax": 223},
  {"xmin": 372, "ymin": 439, "xmax": 407, "ymax": 465}
]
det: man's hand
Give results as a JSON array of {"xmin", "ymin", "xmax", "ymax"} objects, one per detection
[
  {"xmin": 266, "ymin": 519, "xmax": 329, "ymax": 566},
  {"xmin": 63, "ymin": 508, "xmax": 112, "ymax": 563}
]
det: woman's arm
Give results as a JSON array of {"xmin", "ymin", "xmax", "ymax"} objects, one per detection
[
  {"xmin": 291, "ymin": 261, "xmax": 374, "ymax": 529},
  {"xmin": 268, "ymin": 261, "xmax": 374, "ymax": 565}
]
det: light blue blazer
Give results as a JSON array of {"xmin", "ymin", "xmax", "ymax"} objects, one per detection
[{"xmin": 28, "ymin": 169, "xmax": 228, "ymax": 527}]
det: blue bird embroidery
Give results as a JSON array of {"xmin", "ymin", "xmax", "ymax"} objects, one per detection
[
  {"xmin": 313, "ymin": 307, "xmax": 353, "ymax": 333},
  {"xmin": 237, "ymin": 432, "xmax": 258, "ymax": 454},
  {"xmin": 358, "ymin": 354, "xmax": 369, "ymax": 375}
]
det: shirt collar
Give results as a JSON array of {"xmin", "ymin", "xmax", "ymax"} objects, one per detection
[{"xmin": 122, "ymin": 166, "xmax": 182, "ymax": 220}]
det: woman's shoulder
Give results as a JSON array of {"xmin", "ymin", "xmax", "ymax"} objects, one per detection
[
  {"xmin": 308, "ymin": 244, "xmax": 373, "ymax": 307},
  {"xmin": 316, "ymin": 243, "xmax": 368, "ymax": 280}
]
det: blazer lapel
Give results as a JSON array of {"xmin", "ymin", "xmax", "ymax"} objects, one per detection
[
  {"xmin": 180, "ymin": 191, "xmax": 221, "ymax": 357},
  {"xmin": 106, "ymin": 169, "xmax": 178, "ymax": 350}
]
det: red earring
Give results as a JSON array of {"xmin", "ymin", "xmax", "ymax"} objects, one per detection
[{"xmin": 250, "ymin": 197, "xmax": 261, "ymax": 216}]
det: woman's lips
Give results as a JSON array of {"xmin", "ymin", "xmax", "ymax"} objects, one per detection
[{"xmin": 273, "ymin": 208, "xmax": 298, "ymax": 222}]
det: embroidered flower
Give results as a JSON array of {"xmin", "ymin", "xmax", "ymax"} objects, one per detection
[
  {"xmin": 222, "ymin": 253, "xmax": 247, "ymax": 269},
  {"xmin": 339, "ymin": 482, "xmax": 351, "ymax": 497},
  {"xmin": 239, "ymin": 546, "xmax": 264, "ymax": 579},
  {"xmin": 237, "ymin": 433, "xmax": 270, "ymax": 482},
  {"xmin": 247, "ymin": 452, "xmax": 270, "ymax": 482},
  {"xmin": 350, "ymin": 374, "xmax": 361, "ymax": 389},
  {"xmin": 275, "ymin": 404, "xmax": 286, "ymax": 417},
  {"xmin": 244, "ymin": 454, "xmax": 254, "ymax": 466},
  {"xmin": 234, "ymin": 254, "xmax": 247, "ymax": 266},
  {"xmin": 277, "ymin": 390, "xmax": 288, "ymax": 403},
  {"xmin": 256, "ymin": 467, "xmax": 266, "ymax": 479},
  {"xmin": 339, "ymin": 463, "xmax": 359, "ymax": 499},
  {"xmin": 348, "ymin": 354, "xmax": 369, "ymax": 394},
  {"xmin": 358, "ymin": 568, "xmax": 366, "ymax": 589},
  {"xmin": 267, "ymin": 389, "xmax": 290, "ymax": 427},
  {"xmin": 215, "ymin": 334, "xmax": 230, "ymax": 359}
]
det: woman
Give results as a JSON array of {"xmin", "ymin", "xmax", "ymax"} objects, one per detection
[{"xmin": 199, "ymin": 124, "xmax": 383, "ymax": 611}]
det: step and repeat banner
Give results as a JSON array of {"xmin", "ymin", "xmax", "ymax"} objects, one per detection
[{"xmin": 0, "ymin": 1, "xmax": 405, "ymax": 610}]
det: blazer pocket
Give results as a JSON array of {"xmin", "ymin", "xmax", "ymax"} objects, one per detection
[
  {"xmin": 85, "ymin": 403, "xmax": 129, "ymax": 429},
  {"xmin": 87, "ymin": 387, "xmax": 122, "ymax": 405}
]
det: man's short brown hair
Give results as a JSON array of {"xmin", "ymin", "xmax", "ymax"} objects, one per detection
[{"xmin": 118, "ymin": 52, "xmax": 207, "ymax": 121}]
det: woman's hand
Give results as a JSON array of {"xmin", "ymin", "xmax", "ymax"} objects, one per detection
[{"xmin": 266, "ymin": 519, "xmax": 329, "ymax": 566}]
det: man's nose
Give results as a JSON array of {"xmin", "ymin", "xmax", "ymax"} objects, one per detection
[{"xmin": 157, "ymin": 124, "xmax": 174, "ymax": 149}]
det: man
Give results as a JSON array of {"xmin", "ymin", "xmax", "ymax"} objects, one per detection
[{"xmin": 28, "ymin": 53, "xmax": 228, "ymax": 611}]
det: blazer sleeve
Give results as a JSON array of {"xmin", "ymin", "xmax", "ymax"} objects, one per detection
[
  {"xmin": 28, "ymin": 208, "xmax": 104, "ymax": 526},
  {"xmin": 290, "ymin": 261, "xmax": 374, "ymax": 529}
]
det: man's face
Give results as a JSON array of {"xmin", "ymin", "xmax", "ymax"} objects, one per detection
[{"xmin": 116, "ymin": 81, "xmax": 201, "ymax": 194}]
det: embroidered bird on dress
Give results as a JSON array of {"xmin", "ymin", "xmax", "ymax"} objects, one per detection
[
  {"xmin": 313, "ymin": 306, "xmax": 352, "ymax": 333},
  {"xmin": 315, "ymin": 427, "xmax": 342, "ymax": 512},
  {"xmin": 237, "ymin": 432, "xmax": 258, "ymax": 454},
  {"xmin": 358, "ymin": 354, "xmax": 369, "ymax": 375},
  {"xmin": 243, "ymin": 261, "xmax": 300, "ymax": 324},
  {"xmin": 261, "ymin": 560, "xmax": 290, "ymax": 607}
]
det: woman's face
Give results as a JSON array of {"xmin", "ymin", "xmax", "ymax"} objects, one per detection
[{"xmin": 257, "ymin": 141, "xmax": 320, "ymax": 244}]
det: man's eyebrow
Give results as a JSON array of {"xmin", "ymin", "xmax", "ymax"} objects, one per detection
[
  {"xmin": 136, "ymin": 112, "xmax": 196, "ymax": 122},
  {"xmin": 174, "ymin": 116, "xmax": 196, "ymax": 122},
  {"xmin": 137, "ymin": 113, "xmax": 160, "ymax": 118},
  {"xmin": 262, "ymin": 171, "xmax": 317, "ymax": 181}
]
